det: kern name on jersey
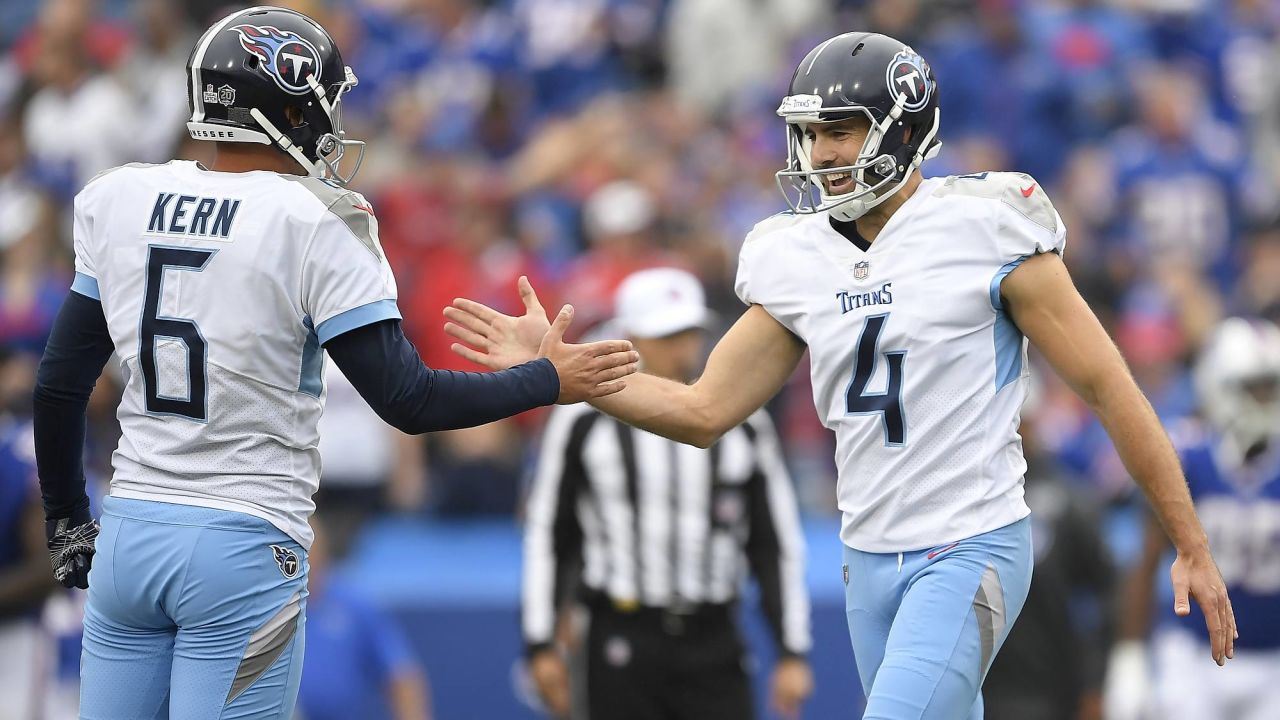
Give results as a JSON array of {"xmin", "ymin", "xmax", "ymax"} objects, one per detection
[
  {"xmin": 1169, "ymin": 425, "xmax": 1280, "ymax": 649},
  {"xmin": 736, "ymin": 172, "xmax": 1065, "ymax": 552},
  {"xmin": 72, "ymin": 160, "xmax": 400, "ymax": 548}
]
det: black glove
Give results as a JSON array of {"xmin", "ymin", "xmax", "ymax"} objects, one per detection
[{"xmin": 46, "ymin": 507, "xmax": 99, "ymax": 589}]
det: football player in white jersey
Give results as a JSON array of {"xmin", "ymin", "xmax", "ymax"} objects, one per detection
[
  {"xmin": 31, "ymin": 6, "xmax": 637, "ymax": 719},
  {"xmin": 444, "ymin": 32, "xmax": 1237, "ymax": 719}
]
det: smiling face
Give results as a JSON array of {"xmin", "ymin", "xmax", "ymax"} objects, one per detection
[{"xmin": 802, "ymin": 116, "xmax": 873, "ymax": 195}]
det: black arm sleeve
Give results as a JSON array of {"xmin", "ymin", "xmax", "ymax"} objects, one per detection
[
  {"xmin": 33, "ymin": 291, "xmax": 116, "ymax": 522},
  {"xmin": 324, "ymin": 319, "xmax": 559, "ymax": 434}
]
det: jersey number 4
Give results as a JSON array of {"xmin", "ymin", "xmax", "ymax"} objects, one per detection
[
  {"xmin": 845, "ymin": 313, "xmax": 906, "ymax": 446},
  {"xmin": 140, "ymin": 246, "xmax": 216, "ymax": 421}
]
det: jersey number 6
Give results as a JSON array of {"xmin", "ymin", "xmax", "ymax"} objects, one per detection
[
  {"xmin": 845, "ymin": 313, "xmax": 906, "ymax": 446},
  {"xmin": 140, "ymin": 245, "xmax": 216, "ymax": 421}
]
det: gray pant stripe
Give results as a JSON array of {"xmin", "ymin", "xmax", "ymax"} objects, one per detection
[
  {"xmin": 225, "ymin": 591, "xmax": 301, "ymax": 705},
  {"xmin": 972, "ymin": 563, "xmax": 1005, "ymax": 673},
  {"xmin": 569, "ymin": 606, "xmax": 591, "ymax": 720}
]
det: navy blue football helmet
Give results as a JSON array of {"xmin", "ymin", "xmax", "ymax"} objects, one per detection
[
  {"xmin": 185, "ymin": 6, "xmax": 363, "ymax": 184},
  {"xmin": 776, "ymin": 32, "xmax": 941, "ymax": 221}
]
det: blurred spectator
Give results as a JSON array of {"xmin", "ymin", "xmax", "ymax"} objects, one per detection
[
  {"xmin": 296, "ymin": 516, "xmax": 433, "ymax": 720},
  {"xmin": 1235, "ymin": 224, "xmax": 1280, "ymax": 321},
  {"xmin": 0, "ymin": 347, "xmax": 56, "ymax": 720},
  {"xmin": 112, "ymin": 0, "xmax": 194, "ymax": 164},
  {"xmin": 665, "ymin": 0, "xmax": 827, "ymax": 118},
  {"xmin": 21, "ymin": 0, "xmax": 137, "ymax": 199},
  {"xmin": 1104, "ymin": 65, "xmax": 1251, "ymax": 290},
  {"xmin": 559, "ymin": 179, "xmax": 679, "ymax": 334},
  {"xmin": 927, "ymin": 0, "xmax": 1073, "ymax": 182},
  {"xmin": 1023, "ymin": 0, "xmax": 1153, "ymax": 142}
]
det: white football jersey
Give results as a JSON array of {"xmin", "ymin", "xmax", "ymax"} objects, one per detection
[
  {"xmin": 72, "ymin": 160, "xmax": 400, "ymax": 548},
  {"xmin": 736, "ymin": 172, "xmax": 1066, "ymax": 552}
]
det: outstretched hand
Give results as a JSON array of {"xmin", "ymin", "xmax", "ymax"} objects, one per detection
[
  {"xmin": 445, "ymin": 276, "xmax": 639, "ymax": 404},
  {"xmin": 444, "ymin": 275, "xmax": 549, "ymax": 370},
  {"xmin": 1170, "ymin": 548, "xmax": 1236, "ymax": 665}
]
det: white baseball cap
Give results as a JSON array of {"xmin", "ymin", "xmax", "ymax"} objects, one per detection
[{"xmin": 613, "ymin": 267, "xmax": 712, "ymax": 339}]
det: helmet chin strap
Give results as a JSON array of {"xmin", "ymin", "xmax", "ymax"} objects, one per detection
[{"xmin": 250, "ymin": 107, "xmax": 320, "ymax": 176}]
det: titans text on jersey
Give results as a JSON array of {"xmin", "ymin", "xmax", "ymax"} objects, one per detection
[
  {"xmin": 837, "ymin": 283, "xmax": 894, "ymax": 313},
  {"xmin": 737, "ymin": 171, "xmax": 1066, "ymax": 552}
]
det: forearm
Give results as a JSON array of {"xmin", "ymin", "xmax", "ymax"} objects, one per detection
[
  {"xmin": 589, "ymin": 373, "xmax": 721, "ymax": 447},
  {"xmin": 1089, "ymin": 374, "xmax": 1206, "ymax": 554},
  {"xmin": 34, "ymin": 291, "xmax": 114, "ymax": 520},
  {"xmin": 326, "ymin": 320, "xmax": 559, "ymax": 434},
  {"xmin": 590, "ymin": 305, "xmax": 805, "ymax": 449}
]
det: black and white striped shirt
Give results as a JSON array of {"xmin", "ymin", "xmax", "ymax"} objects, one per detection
[{"xmin": 522, "ymin": 404, "xmax": 811, "ymax": 657}]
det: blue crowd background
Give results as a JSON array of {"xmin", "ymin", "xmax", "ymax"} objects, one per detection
[{"xmin": 0, "ymin": 0, "xmax": 1277, "ymax": 718}]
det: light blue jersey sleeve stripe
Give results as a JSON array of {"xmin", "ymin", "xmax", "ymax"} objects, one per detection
[
  {"xmin": 988, "ymin": 255, "xmax": 1031, "ymax": 312},
  {"xmin": 989, "ymin": 255, "xmax": 1031, "ymax": 390},
  {"xmin": 315, "ymin": 299, "xmax": 402, "ymax": 344},
  {"xmin": 71, "ymin": 272, "xmax": 101, "ymax": 300}
]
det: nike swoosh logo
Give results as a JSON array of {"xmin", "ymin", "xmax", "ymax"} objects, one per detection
[
  {"xmin": 352, "ymin": 204, "xmax": 375, "ymax": 214},
  {"xmin": 1020, "ymin": 184, "xmax": 1036, "ymax": 198},
  {"xmin": 926, "ymin": 542, "xmax": 960, "ymax": 560}
]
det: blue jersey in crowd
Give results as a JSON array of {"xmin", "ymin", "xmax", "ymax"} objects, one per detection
[{"xmin": 1168, "ymin": 431, "xmax": 1280, "ymax": 650}]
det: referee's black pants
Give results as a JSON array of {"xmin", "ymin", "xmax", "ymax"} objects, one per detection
[{"xmin": 569, "ymin": 599, "xmax": 753, "ymax": 720}]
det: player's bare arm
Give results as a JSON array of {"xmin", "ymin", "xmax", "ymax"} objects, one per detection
[
  {"xmin": 586, "ymin": 305, "xmax": 805, "ymax": 448},
  {"xmin": 446, "ymin": 278, "xmax": 805, "ymax": 447},
  {"xmin": 1001, "ymin": 250, "xmax": 1236, "ymax": 665}
]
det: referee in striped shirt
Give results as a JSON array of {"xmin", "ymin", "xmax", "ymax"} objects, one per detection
[{"xmin": 522, "ymin": 268, "xmax": 812, "ymax": 720}]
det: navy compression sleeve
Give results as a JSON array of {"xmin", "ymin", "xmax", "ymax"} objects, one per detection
[
  {"xmin": 33, "ymin": 291, "xmax": 116, "ymax": 521},
  {"xmin": 324, "ymin": 319, "xmax": 559, "ymax": 433}
]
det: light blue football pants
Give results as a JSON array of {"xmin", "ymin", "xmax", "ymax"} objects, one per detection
[
  {"xmin": 79, "ymin": 497, "xmax": 308, "ymax": 720},
  {"xmin": 843, "ymin": 516, "xmax": 1033, "ymax": 720}
]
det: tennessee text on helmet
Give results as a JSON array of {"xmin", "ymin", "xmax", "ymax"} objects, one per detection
[
  {"xmin": 775, "ymin": 32, "xmax": 942, "ymax": 222},
  {"xmin": 185, "ymin": 6, "xmax": 365, "ymax": 185}
]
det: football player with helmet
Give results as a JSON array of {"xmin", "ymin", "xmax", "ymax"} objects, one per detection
[
  {"xmin": 33, "ymin": 6, "xmax": 637, "ymax": 718},
  {"xmin": 1106, "ymin": 318, "xmax": 1280, "ymax": 720},
  {"xmin": 446, "ymin": 30, "xmax": 1237, "ymax": 719}
]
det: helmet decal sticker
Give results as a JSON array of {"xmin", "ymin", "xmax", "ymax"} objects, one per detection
[
  {"xmin": 230, "ymin": 24, "xmax": 323, "ymax": 95},
  {"xmin": 885, "ymin": 48, "xmax": 931, "ymax": 112}
]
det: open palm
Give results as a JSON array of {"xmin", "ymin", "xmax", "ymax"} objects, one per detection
[{"xmin": 444, "ymin": 276, "xmax": 550, "ymax": 370}]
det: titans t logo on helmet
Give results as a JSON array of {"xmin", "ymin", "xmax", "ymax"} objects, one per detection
[
  {"xmin": 230, "ymin": 24, "xmax": 323, "ymax": 95},
  {"xmin": 885, "ymin": 48, "xmax": 932, "ymax": 113}
]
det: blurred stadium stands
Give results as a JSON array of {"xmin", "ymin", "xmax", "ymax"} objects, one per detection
[{"xmin": 2, "ymin": 0, "xmax": 1278, "ymax": 717}]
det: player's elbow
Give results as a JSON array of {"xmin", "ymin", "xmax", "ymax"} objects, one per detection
[
  {"xmin": 687, "ymin": 428, "xmax": 720, "ymax": 450},
  {"xmin": 684, "ymin": 399, "xmax": 732, "ymax": 449}
]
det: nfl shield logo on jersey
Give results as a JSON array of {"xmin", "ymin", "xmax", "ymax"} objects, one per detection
[
  {"xmin": 854, "ymin": 260, "xmax": 870, "ymax": 281},
  {"xmin": 270, "ymin": 544, "xmax": 299, "ymax": 578}
]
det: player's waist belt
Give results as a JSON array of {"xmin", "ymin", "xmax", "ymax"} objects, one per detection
[{"xmin": 579, "ymin": 588, "xmax": 735, "ymax": 635}]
